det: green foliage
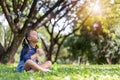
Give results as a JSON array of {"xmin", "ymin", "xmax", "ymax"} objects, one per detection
[
  {"xmin": 64, "ymin": 34, "xmax": 97, "ymax": 64},
  {"xmin": 64, "ymin": 28, "xmax": 120, "ymax": 64},
  {"xmin": 0, "ymin": 64, "xmax": 120, "ymax": 80},
  {"xmin": 65, "ymin": 0, "xmax": 120, "ymax": 64},
  {"xmin": 103, "ymin": 27, "xmax": 120, "ymax": 64},
  {"xmin": 64, "ymin": 35, "xmax": 92, "ymax": 56}
]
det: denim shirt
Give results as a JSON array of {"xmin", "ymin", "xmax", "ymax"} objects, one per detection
[{"xmin": 17, "ymin": 44, "xmax": 38, "ymax": 72}]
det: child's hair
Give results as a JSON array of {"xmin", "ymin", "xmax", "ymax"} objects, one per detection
[{"xmin": 22, "ymin": 28, "xmax": 34, "ymax": 47}]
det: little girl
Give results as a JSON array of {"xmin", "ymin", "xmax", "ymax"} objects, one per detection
[{"xmin": 17, "ymin": 29, "xmax": 52, "ymax": 72}]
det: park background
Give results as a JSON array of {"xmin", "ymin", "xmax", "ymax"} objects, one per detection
[{"xmin": 0, "ymin": 0, "xmax": 120, "ymax": 80}]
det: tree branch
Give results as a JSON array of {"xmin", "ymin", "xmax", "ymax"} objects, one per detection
[
  {"xmin": 55, "ymin": 10, "xmax": 75, "ymax": 40},
  {"xmin": 47, "ymin": 2, "xmax": 77, "ymax": 41},
  {"xmin": 32, "ymin": 0, "xmax": 64, "ymax": 29},
  {"xmin": 20, "ymin": 0, "xmax": 28, "ymax": 12},
  {"xmin": 54, "ymin": 10, "xmax": 70, "ymax": 39},
  {"xmin": 12, "ymin": 0, "xmax": 17, "ymax": 14},
  {"xmin": 27, "ymin": 0, "xmax": 38, "ymax": 19},
  {"xmin": 17, "ymin": 0, "xmax": 22, "ymax": 9},
  {"xmin": 54, "ymin": 25, "xmax": 74, "ymax": 62},
  {"xmin": 44, "ymin": 24, "xmax": 51, "ymax": 35},
  {"xmin": 20, "ymin": 0, "xmax": 38, "ymax": 34},
  {"xmin": 41, "ymin": 38, "xmax": 48, "ymax": 52},
  {"xmin": 36, "ymin": 0, "xmax": 78, "ymax": 29},
  {"xmin": 0, "ymin": 0, "xmax": 17, "ymax": 33}
]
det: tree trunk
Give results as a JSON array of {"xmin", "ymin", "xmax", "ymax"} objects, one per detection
[
  {"xmin": 106, "ymin": 57, "xmax": 112, "ymax": 64},
  {"xmin": 46, "ymin": 45, "xmax": 54, "ymax": 62},
  {"xmin": 54, "ymin": 46, "xmax": 60, "ymax": 62},
  {"xmin": 0, "ymin": 43, "xmax": 5, "ymax": 63},
  {"xmin": 46, "ymin": 52, "xmax": 52, "ymax": 61},
  {"xmin": 45, "ymin": 36, "xmax": 54, "ymax": 62},
  {"xmin": 46, "ymin": 47, "xmax": 53, "ymax": 61},
  {"xmin": 0, "ymin": 34, "xmax": 23, "ymax": 64}
]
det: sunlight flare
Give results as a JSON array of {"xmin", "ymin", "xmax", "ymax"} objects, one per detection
[
  {"xmin": 93, "ymin": 4, "xmax": 102, "ymax": 14},
  {"xmin": 89, "ymin": 0, "xmax": 103, "ymax": 15}
]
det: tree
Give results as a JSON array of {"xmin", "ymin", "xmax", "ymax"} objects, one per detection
[
  {"xmin": 38, "ymin": 1, "xmax": 79, "ymax": 62},
  {"xmin": 64, "ymin": 0, "xmax": 120, "ymax": 64},
  {"xmin": 0, "ymin": 0, "xmax": 74, "ymax": 63},
  {"xmin": 38, "ymin": 0, "xmax": 94, "ymax": 62}
]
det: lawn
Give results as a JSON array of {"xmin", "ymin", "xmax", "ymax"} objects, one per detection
[{"xmin": 0, "ymin": 64, "xmax": 120, "ymax": 80}]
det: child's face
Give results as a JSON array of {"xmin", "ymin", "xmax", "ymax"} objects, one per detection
[{"xmin": 27, "ymin": 30, "xmax": 38, "ymax": 43}]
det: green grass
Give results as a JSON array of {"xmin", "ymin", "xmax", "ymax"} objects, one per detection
[{"xmin": 0, "ymin": 64, "xmax": 120, "ymax": 80}]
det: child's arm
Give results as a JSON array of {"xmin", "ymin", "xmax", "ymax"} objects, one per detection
[
  {"xmin": 31, "ymin": 48, "xmax": 43, "ymax": 60},
  {"xmin": 30, "ymin": 53, "xmax": 39, "ymax": 60}
]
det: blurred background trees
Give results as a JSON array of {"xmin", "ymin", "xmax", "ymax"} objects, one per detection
[
  {"xmin": 63, "ymin": 0, "xmax": 120, "ymax": 64},
  {"xmin": 0, "ymin": 0, "xmax": 120, "ymax": 64}
]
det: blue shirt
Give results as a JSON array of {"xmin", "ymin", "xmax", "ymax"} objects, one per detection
[{"xmin": 17, "ymin": 44, "xmax": 38, "ymax": 72}]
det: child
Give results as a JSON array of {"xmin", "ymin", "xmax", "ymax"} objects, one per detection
[{"xmin": 17, "ymin": 29, "xmax": 52, "ymax": 72}]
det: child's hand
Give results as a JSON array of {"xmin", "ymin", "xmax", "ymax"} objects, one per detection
[{"xmin": 36, "ymin": 48, "xmax": 44, "ymax": 55}]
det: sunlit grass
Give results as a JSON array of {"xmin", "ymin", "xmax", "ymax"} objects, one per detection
[{"xmin": 0, "ymin": 64, "xmax": 120, "ymax": 80}]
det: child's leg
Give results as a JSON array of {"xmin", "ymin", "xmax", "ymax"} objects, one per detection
[
  {"xmin": 24, "ymin": 60, "xmax": 52, "ymax": 72},
  {"xmin": 24, "ymin": 59, "xmax": 46, "ymax": 71},
  {"xmin": 39, "ymin": 61, "xmax": 52, "ymax": 69}
]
